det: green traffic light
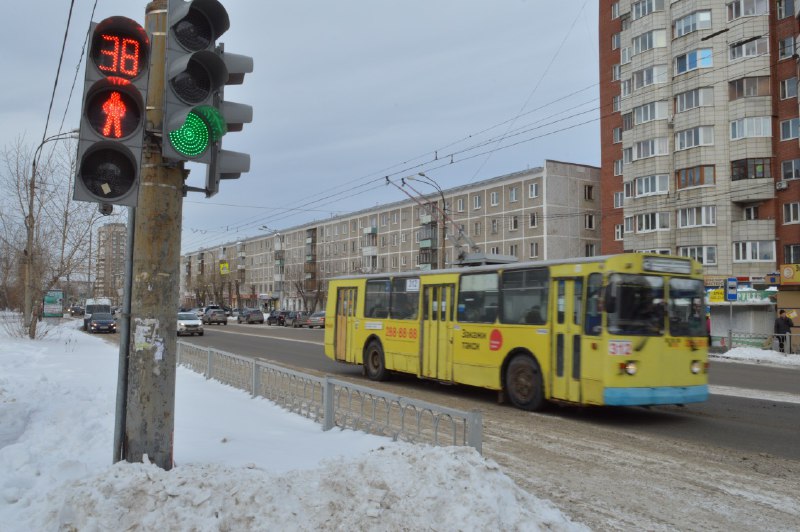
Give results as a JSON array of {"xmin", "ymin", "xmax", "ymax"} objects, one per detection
[{"xmin": 168, "ymin": 106, "xmax": 227, "ymax": 158}]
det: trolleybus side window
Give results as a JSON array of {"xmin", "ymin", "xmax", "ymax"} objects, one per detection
[
  {"xmin": 500, "ymin": 268, "xmax": 548, "ymax": 324},
  {"xmin": 667, "ymin": 278, "xmax": 706, "ymax": 337},
  {"xmin": 585, "ymin": 273, "xmax": 603, "ymax": 335},
  {"xmin": 390, "ymin": 277, "xmax": 420, "ymax": 320},
  {"xmin": 605, "ymin": 273, "xmax": 664, "ymax": 335},
  {"xmin": 365, "ymin": 279, "xmax": 391, "ymax": 318},
  {"xmin": 457, "ymin": 272, "xmax": 499, "ymax": 323}
]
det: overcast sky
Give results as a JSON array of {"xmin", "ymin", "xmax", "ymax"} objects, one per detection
[{"xmin": 1, "ymin": 1, "xmax": 600, "ymax": 254}]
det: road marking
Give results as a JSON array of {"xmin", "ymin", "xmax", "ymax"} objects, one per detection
[
  {"xmin": 710, "ymin": 385, "xmax": 800, "ymax": 405},
  {"xmin": 206, "ymin": 326, "xmax": 324, "ymax": 346}
]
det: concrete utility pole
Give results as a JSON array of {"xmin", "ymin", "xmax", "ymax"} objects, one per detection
[{"xmin": 121, "ymin": 0, "xmax": 183, "ymax": 470}]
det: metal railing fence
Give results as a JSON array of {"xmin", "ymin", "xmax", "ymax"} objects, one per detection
[
  {"xmin": 724, "ymin": 330, "xmax": 798, "ymax": 354},
  {"xmin": 176, "ymin": 341, "xmax": 482, "ymax": 453}
]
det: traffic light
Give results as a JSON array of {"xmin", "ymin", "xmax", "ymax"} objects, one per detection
[
  {"xmin": 163, "ymin": 0, "xmax": 252, "ymax": 197},
  {"xmin": 74, "ymin": 17, "xmax": 150, "ymax": 207}
]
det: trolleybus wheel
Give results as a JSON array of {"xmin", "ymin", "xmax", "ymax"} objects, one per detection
[
  {"xmin": 364, "ymin": 341, "xmax": 388, "ymax": 381},
  {"xmin": 505, "ymin": 355, "xmax": 545, "ymax": 411}
]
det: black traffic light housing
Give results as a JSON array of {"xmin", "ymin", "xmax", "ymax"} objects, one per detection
[{"xmin": 74, "ymin": 16, "xmax": 150, "ymax": 207}]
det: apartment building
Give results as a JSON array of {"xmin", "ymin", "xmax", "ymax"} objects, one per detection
[
  {"xmin": 181, "ymin": 161, "xmax": 601, "ymax": 310},
  {"xmin": 94, "ymin": 223, "xmax": 127, "ymax": 304},
  {"xmin": 599, "ymin": 0, "xmax": 800, "ymax": 281}
]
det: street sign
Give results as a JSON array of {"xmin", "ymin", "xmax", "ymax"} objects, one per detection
[{"xmin": 725, "ymin": 277, "xmax": 737, "ymax": 302}]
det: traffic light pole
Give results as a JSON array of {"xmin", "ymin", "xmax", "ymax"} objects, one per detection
[{"xmin": 119, "ymin": 0, "xmax": 183, "ymax": 469}]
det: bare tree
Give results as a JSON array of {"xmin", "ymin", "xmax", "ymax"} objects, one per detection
[{"xmin": 0, "ymin": 136, "xmax": 122, "ymax": 338}]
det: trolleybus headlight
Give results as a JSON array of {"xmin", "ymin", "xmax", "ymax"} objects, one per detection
[
  {"xmin": 620, "ymin": 361, "xmax": 637, "ymax": 375},
  {"xmin": 690, "ymin": 360, "xmax": 702, "ymax": 375}
]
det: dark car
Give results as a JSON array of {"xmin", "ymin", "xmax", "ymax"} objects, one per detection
[
  {"xmin": 69, "ymin": 305, "xmax": 84, "ymax": 317},
  {"xmin": 87, "ymin": 312, "xmax": 116, "ymax": 334},
  {"xmin": 267, "ymin": 310, "xmax": 290, "ymax": 326},
  {"xmin": 202, "ymin": 309, "xmax": 228, "ymax": 325},
  {"xmin": 285, "ymin": 311, "xmax": 309, "ymax": 328},
  {"xmin": 304, "ymin": 311, "xmax": 326, "ymax": 329},
  {"xmin": 238, "ymin": 308, "xmax": 264, "ymax": 324}
]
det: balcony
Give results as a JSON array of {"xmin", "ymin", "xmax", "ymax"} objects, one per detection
[
  {"xmin": 419, "ymin": 214, "xmax": 432, "ymax": 225},
  {"xmin": 362, "ymin": 246, "xmax": 378, "ymax": 257},
  {"xmin": 274, "ymin": 250, "xmax": 285, "ymax": 261},
  {"xmin": 730, "ymin": 219, "xmax": 775, "ymax": 241},
  {"xmin": 729, "ymin": 178, "xmax": 774, "ymax": 203},
  {"xmin": 419, "ymin": 238, "xmax": 436, "ymax": 249},
  {"xmin": 363, "ymin": 226, "xmax": 377, "ymax": 235}
]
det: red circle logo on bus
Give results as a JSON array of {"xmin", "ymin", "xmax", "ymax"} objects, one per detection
[{"xmin": 489, "ymin": 329, "xmax": 503, "ymax": 351}]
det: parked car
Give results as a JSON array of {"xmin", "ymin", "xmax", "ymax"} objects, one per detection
[
  {"xmin": 238, "ymin": 308, "xmax": 264, "ymax": 324},
  {"xmin": 304, "ymin": 310, "xmax": 326, "ymax": 329},
  {"xmin": 177, "ymin": 312, "xmax": 204, "ymax": 336},
  {"xmin": 87, "ymin": 312, "xmax": 116, "ymax": 334},
  {"xmin": 267, "ymin": 310, "xmax": 290, "ymax": 326},
  {"xmin": 285, "ymin": 311, "xmax": 309, "ymax": 328},
  {"xmin": 202, "ymin": 309, "xmax": 227, "ymax": 325},
  {"xmin": 69, "ymin": 305, "xmax": 84, "ymax": 317}
]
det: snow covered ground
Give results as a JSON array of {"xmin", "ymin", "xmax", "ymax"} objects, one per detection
[{"xmin": 0, "ymin": 318, "xmax": 584, "ymax": 531}]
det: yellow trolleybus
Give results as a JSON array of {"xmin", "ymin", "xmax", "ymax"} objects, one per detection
[{"xmin": 324, "ymin": 253, "xmax": 709, "ymax": 411}]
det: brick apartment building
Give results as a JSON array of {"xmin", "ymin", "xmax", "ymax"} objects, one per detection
[{"xmin": 599, "ymin": 0, "xmax": 800, "ymax": 283}]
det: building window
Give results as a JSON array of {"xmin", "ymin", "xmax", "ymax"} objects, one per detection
[
  {"xmin": 528, "ymin": 182, "xmax": 539, "ymax": 198},
  {"xmin": 634, "ymin": 101, "xmax": 668, "ymax": 125},
  {"xmin": 733, "ymin": 240, "xmax": 774, "ymax": 262},
  {"xmin": 631, "ymin": 0, "xmax": 664, "ymax": 20},
  {"xmin": 529, "ymin": 242, "xmax": 539, "ymax": 258},
  {"xmin": 633, "ymin": 65, "xmax": 667, "ymax": 89},
  {"xmin": 615, "ymin": 224, "xmax": 624, "ymax": 240},
  {"xmin": 730, "ymin": 116, "xmax": 771, "ymax": 140},
  {"xmin": 490, "ymin": 246, "xmax": 500, "ymax": 255},
  {"xmin": 632, "ymin": 29, "xmax": 667, "ymax": 56},
  {"xmin": 490, "ymin": 191, "xmax": 499, "ymax": 206},
  {"xmin": 612, "ymin": 64, "xmax": 621, "ymax": 81},
  {"xmin": 781, "ymin": 118, "xmax": 800, "ymax": 141},
  {"xmin": 611, "ymin": 2, "xmax": 620, "ymax": 19},
  {"xmin": 585, "ymin": 214, "xmax": 596, "ymax": 230},
  {"xmin": 782, "ymin": 159, "xmax": 800, "ymax": 179},
  {"xmin": 634, "ymin": 137, "xmax": 669, "ymax": 160},
  {"xmin": 612, "ymin": 95, "xmax": 621, "ymax": 112},
  {"xmin": 786, "ymin": 244, "xmax": 800, "ymax": 263},
  {"xmin": 623, "ymin": 147, "xmax": 633, "ymax": 164},
  {"xmin": 584, "ymin": 185, "xmax": 594, "ymax": 201},
  {"xmin": 729, "ymin": 37, "xmax": 768, "ymax": 61},
  {"xmin": 473, "ymin": 195, "xmax": 482, "ymax": 210},
  {"xmin": 509, "ymin": 216, "xmax": 519, "ymax": 231},
  {"xmin": 621, "ymin": 47, "xmax": 631, "ymax": 65},
  {"xmin": 491, "ymin": 219, "xmax": 498, "ymax": 234},
  {"xmin": 674, "ymin": 10, "xmax": 711, "ymax": 38},
  {"xmin": 779, "ymin": 36, "xmax": 795, "ymax": 60},
  {"xmin": 613, "ymin": 127, "xmax": 622, "ymax": 143},
  {"xmin": 675, "ymin": 126, "xmax": 714, "ymax": 150},
  {"xmin": 778, "ymin": 0, "xmax": 795, "ymax": 18},
  {"xmin": 510, "ymin": 187, "xmax": 518, "ymax": 202},
  {"xmin": 509, "ymin": 244, "xmax": 518, "ymax": 257},
  {"xmin": 614, "ymin": 191, "xmax": 624, "ymax": 208},
  {"xmin": 585, "ymin": 243, "xmax": 597, "ymax": 257},
  {"xmin": 731, "ymin": 158, "xmax": 771, "ymax": 180},
  {"xmin": 744, "ymin": 205, "xmax": 759, "ymax": 220},
  {"xmin": 457, "ymin": 198, "xmax": 464, "ymax": 212},
  {"xmin": 613, "ymin": 159, "xmax": 623, "ymax": 176},
  {"xmin": 624, "ymin": 181, "xmax": 634, "ymax": 198},
  {"xmin": 678, "ymin": 246, "xmax": 717, "ymax": 265},
  {"xmin": 529, "ymin": 212, "xmax": 538, "ymax": 228},
  {"xmin": 675, "ymin": 49, "xmax": 713, "ymax": 75},
  {"xmin": 727, "ymin": 0, "xmax": 768, "ymax": 21},
  {"xmin": 624, "ymin": 216, "xmax": 634, "ymax": 233},
  {"xmin": 780, "ymin": 77, "xmax": 797, "ymax": 100},
  {"xmin": 785, "ymin": 203, "xmax": 800, "ymax": 224},
  {"xmin": 622, "ymin": 113, "xmax": 633, "ymax": 131},
  {"xmin": 636, "ymin": 174, "xmax": 669, "ymax": 196},
  {"xmin": 621, "ymin": 79, "xmax": 632, "ymax": 97},
  {"xmin": 636, "ymin": 212, "xmax": 670, "ymax": 232},
  {"xmin": 728, "ymin": 76, "xmax": 770, "ymax": 100},
  {"xmin": 612, "ymin": 32, "xmax": 621, "ymax": 50},
  {"xmin": 678, "ymin": 206, "xmax": 716, "ymax": 228},
  {"xmin": 675, "ymin": 87, "xmax": 713, "ymax": 113}
]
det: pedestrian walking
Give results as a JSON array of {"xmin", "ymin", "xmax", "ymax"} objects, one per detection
[{"xmin": 774, "ymin": 309, "xmax": 794, "ymax": 353}]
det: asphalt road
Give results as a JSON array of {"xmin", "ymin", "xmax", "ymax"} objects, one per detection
[{"xmin": 178, "ymin": 321, "xmax": 800, "ymax": 461}]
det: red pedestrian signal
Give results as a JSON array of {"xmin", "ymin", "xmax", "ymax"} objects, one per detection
[{"xmin": 74, "ymin": 17, "xmax": 150, "ymax": 207}]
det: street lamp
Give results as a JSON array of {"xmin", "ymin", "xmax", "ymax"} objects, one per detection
[
  {"xmin": 405, "ymin": 172, "xmax": 447, "ymax": 270},
  {"xmin": 24, "ymin": 130, "xmax": 79, "ymax": 331}
]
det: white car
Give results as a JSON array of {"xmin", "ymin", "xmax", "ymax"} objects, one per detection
[{"xmin": 177, "ymin": 312, "xmax": 204, "ymax": 336}]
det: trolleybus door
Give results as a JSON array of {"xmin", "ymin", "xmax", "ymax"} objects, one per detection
[
  {"xmin": 334, "ymin": 287, "xmax": 357, "ymax": 362},
  {"xmin": 550, "ymin": 278, "xmax": 583, "ymax": 402},
  {"xmin": 421, "ymin": 284, "xmax": 454, "ymax": 381}
]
